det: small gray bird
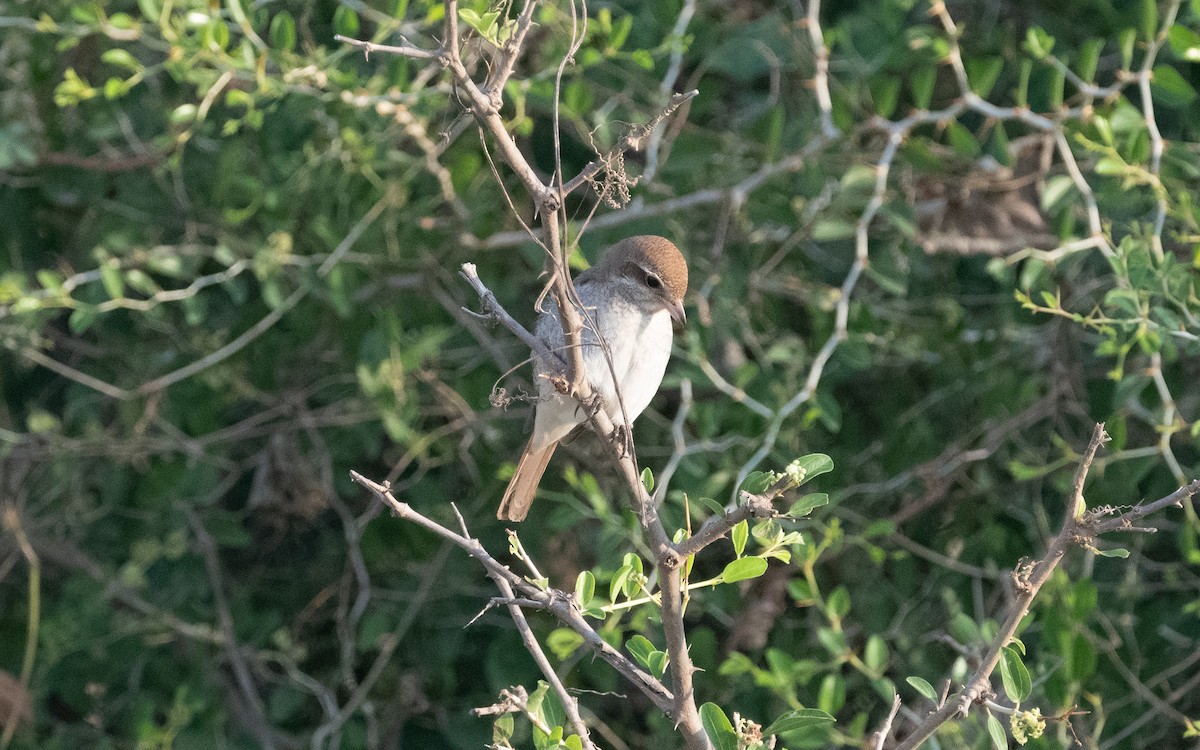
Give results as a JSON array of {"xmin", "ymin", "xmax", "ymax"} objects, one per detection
[{"xmin": 497, "ymin": 236, "xmax": 688, "ymax": 522}]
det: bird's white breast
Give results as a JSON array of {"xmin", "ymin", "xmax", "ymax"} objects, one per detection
[{"xmin": 529, "ymin": 282, "xmax": 673, "ymax": 448}]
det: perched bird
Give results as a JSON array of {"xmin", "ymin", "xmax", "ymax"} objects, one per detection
[{"xmin": 497, "ymin": 236, "xmax": 688, "ymax": 522}]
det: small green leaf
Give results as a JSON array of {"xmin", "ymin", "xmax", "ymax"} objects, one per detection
[
  {"xmin": 1096, "ymin": 547, "xmax": 1130, "ymax": 558},
  {"xmin": 865, "ymin": 635, "xmax": 889, "ymax": 673},
  {"xmin": 827, "ymin": 586, "xmax": 851, "ymax": 619},
  {"xmin": 911, "ymin": 66, "xmax": 936, "ymax": 109},
  {"xmin": 609, "ymin": 564, "xmax": 631, "ymax": 603},
  {"xmin": 647, "ymin": 650, "xmax": 669, "ymax": 679},
  {"xmin": 699, "ymin": 703, "xmax": 738, "ymax": 750},
  {"xmin": 641, "ymin": 466, "xmax": 654, "ymax": 492},
  {"xmin": 626, "ymin": 635, "xmax": 656, "ymax": 667},
  {"xmin": 333, "ymin": 5, "xmax": 359, "ymax": 37},
  {"xmin": 1151, "ymin": 65, "xmax": 1198, "ymax": 106},
  {"xmin": 630, "ymin": 49, "xmax": 654, "ymax": 69},
  {"xmin": 966, "ymin": 57, "xmax": 1004, "ymax": 98},
  {"xmin": 101, "ymin": 48, "xmax": 141, "ymax": 71},
  {"xmin": 999, "ymin": 645, "xmax": 1032, "ymax": 702},
  {"xmin": 906, "ymin": 676, "xmax": 937, "ymax": 702},
  {"xmin": 742, "ymin": 470, "xmax": 774, "ymax": 494},
  {"xmin": 817, "ymin": 627, "xmax": 847, "ymax": 657},
  {"xmin": 721, "ymin": 556, "xmax": 768, "ymax": 583},
  {"xmin": 269, "ymin": 11, "xmax": 295, "ymax": 51},
  {"xmin": 818, "ymin": 674, "xmax": 845, "ymax": 714},
  {"xmin": 68, "ymin": 306, "xmax": 98, "ymax": 334},
  {"xmin": 574, "ymin": 571, "xmax": 595, "ymax": 607},
  {"xmin": 731, "ymin": 519, "xmax": 748, "ymax": 557},
  {"xmin": 950, "ymin": 613, "xmax": 981, "ymax": 644},
  {"xmin": 493, "ymin": 713, "xmax": 514, "ymax": 743},
  {"xmin": 788, "ymin": 492, "xmax": 829, "ymax": 517},
  {"xmin": 786, "ymin": 453, "xmax": 834, "ymax": 486},
  {"xmin": 546, "ymin": 628, "xmax": 585, "ymax": 660},
  {"xmin": 762, "ymin": 708, "xmax": 836, "ymax": 735},
  {"xmin": 1168, "ymin": 24, "xmax": 1200, "ymax": 61},
  {"xmin": 1024, "ymin": 27, "xmax": 1055, "ymax": 59},
  {"xmin": 988, "ymin": 711, "xmax": 1008, "ymax": 750},
  {"xmin": 1140, "ymin": 0, "xmax": 1158, "ymax": 42},
  {"xmin": 100, "ymin": 261, "xmax": 124, "ymax": 299}
]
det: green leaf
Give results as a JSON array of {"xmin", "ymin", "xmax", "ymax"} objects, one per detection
[
  {"xmin": 947, "ymin": 122, "xmax": 981, "ymax": 158},
  {"xmin": 1095, "ymin": 547, "xmax": 1129, "ymax": 558},
  {"xmin": 1151, "ymin": 65, "xmax": 1198, "ymax": 106},
  {"xmin": 101, "ymin": 48, "xmax": 142, "ymax": 72},
  {"xmin": 630, "ymin": 49, "xmax": 655, "ymax": 69},
  {"xmin": 786, "ymin": 453, "xmax": 834, "ymax": 486},
  {"xmin": 721, "ymin": 556, "xmax": 767, "ymax": 583},
  {"xmin": 999, "ymin": 645, "xmax": 1032, "ymax": 702},
  {"xmin": 647, "ymin": 650, "xmax": 669, "ymax": 679},
  {"xmin": 333, "ymin": 6, "xmax": 359, "ymax": 37},
  {"xmin": 817, "ymin": 627, "xmax": 847, "ymax": 657},
  {"xmin": 574, "ymin": 571, "xmax": 595, "ymax": 606},
  {"xmin": 871, "ymin": 76, "xmax": 901, "ymax": 118},
  {"xmin": 641, "ymin": 466, "xmax": 654, "ymax": 492},
  {"xmin": 818, "ymin": 674, "xmax": 845, "ymax": 714},
  {"xmin": 1140, "ymin": 0, "xmax": 1158, "ymax": 42},
  {"xmin": 763, "ymin": 708, "xmax": 836, "ymax": 735},
  {"xmin": 966, "ymin": 57, "xmax": 1004, "ymax": 98},
  {"xmin": 546, "ymin": 628, "xmax": 585, "ymax": 660},
  {"xmin": 827, "ymin": 586, "xmax": 851, "ymax": 619},
  {"xmin": 1067, "ymin": 633, "xmax": 1097, "ymax": 680},
  {"xmin": 269, "ymin": 11, "xmax": 295, "ymax": 51},
  {"xmin": 742, "ymin": 470, "xmax": 774, "ymax": 494},
  {"xmin": 68, "ymin": 306, "xmax": 98, "ymax": 334},
  {"xmin": 731, "ymin": 519, "xmax": 748, "ymax": 557},
  {"xmin": 910, "ymin": 66, "xmax": 936, "ymax": 109},
  {"xmin": 906, "ymin": 676, "xmax": 937, "ymax": 702},
  {"xmin": 101, "ymin": 262, "xmax": 124, "ymax": 298},
  {"xmin": 1168, "ymin": 24, "xmax": 1200, "ymax": 61},
  {"xmin": 1077, "ymin": 38, "xmax": 1104, "ymax": 80},
  {"xmin": 987, "ymin": 711, "xmax": 1008, "ymax": 750},
  {"xmin": 788, "ymin": 492, "xmax": 829, "ymax": 517},
  {"xmin": 492, "ymin": 713, "xmax": 514, "ymax": 743},
  {"xmin": 699, "ymin": 703, "xmax": 738, "ymax": 750},
  {"xmin": 626, "ymin": 635, "xmax": 656, "ymax": 667},
  {"xmin": 865, "ymin": 635, "xmax": 889, "ymax": 673},
  {"xmin": 1041, "ymin": 175, "xmax": 1076, "ymax": 213},
  {"xmin": 609, "ymin": 564, "xmax": 631, "ymax": 603},
  {"xmin": 1024, "ymin": 27, "xmax": 1055, "ymax": 59},
  {"xmin": 950, "ymin": 613, "xmax": 981, "ymax": 644}
]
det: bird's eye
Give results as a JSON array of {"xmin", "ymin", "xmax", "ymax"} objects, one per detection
[{"xmin": 645, "ymin": 274, "xmax": 662, "ymax": 290}]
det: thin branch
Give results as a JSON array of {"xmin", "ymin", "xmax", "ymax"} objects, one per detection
[
  {"xmin": 874, "ymin": 694, "xmax": 903, "ymax": 750},
  {"xmin": 333, "ymin": 34, "xmax": 441, "ymax": 60},
  {"xmin": 894, "ymin": 425, "xmax": 1199, "ymax": 750},
  {"xmin": 348, "ymin": 471, "xmax": 676, "ymax": 714},
  {"xmin": 494, "ymin": 573, "xmax": 598, "ymax": 748}
]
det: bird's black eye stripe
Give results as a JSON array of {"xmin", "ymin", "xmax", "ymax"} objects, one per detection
[{"xmin": 645, "ymin": 274, "xmax": 662, "ymax": 289}]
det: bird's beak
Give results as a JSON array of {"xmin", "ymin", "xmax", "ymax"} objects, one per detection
[{"xmin": 667, "ymin": 299, "xmax": 686, "ymax": 326}]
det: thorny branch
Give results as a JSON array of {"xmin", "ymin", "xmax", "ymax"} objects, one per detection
[{"xmin": 893, "ymin": 425, "xmax": 1200, "ymax": 750}]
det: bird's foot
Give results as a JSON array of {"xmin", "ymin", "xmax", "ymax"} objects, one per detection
[{"xmin": 610, "ymin": 423, "xmax": 633, "ymax": 458}]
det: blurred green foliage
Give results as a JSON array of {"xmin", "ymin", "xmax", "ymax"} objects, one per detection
[{"xmin": 1, "ymin": 0, "xmax": 1199, "ymax": 748}]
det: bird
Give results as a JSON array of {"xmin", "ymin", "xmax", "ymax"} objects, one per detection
[{"xmin": 497, "ymin": 235, "xmax": 688, "ymax": 522}]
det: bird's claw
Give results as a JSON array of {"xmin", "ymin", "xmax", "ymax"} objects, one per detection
[{"xmin": 610, "ymin": 423, "xmax": 632, "ymax": 458}]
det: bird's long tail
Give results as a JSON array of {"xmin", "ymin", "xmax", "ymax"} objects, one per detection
[{"xmin": 497, "ymin": 439, "xmax": 557, "ymax": 522}]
